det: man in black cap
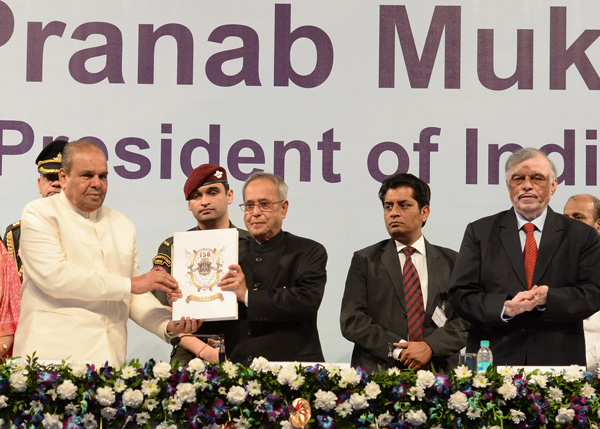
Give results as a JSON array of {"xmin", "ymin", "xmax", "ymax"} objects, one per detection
[
  {"xmin": 4, "ymin": 140, "xmax": 68, "ymax": 280},
  {"xmin": 152, "ymin": 163, "xmax": 251, "ymax": 364}
]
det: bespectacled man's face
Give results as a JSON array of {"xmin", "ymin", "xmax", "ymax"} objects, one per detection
[{"xmin": 506, "ymin": 154, "xmax": 557, "ymax": 221}]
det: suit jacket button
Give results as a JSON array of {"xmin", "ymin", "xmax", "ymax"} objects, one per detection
[
  {"xmin": 520, "ymin": 328, "xmax": 527, "ymax": 335},
  {"xmin": 403, "ymin": 312, "xmax": 407, "ymax": 319},
  {"xmin": 248, "ymin": 329, "xmax": 252, "ymax": 336},
  {"xmin": 247, "ymin": 355, "xmax": 253, "ymax": 363},
  {"xmin": 255, "ymin": 257, "xmax": 263, "ymax": 262}
]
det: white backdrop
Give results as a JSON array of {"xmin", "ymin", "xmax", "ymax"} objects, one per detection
[{"xmin": 1, "ymin": 0, "xmax": 599, "ymax": 364}]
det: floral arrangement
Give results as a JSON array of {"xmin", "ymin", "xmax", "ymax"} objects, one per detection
[{"xmin": 1, "ymin": 354, "xmax": 600, "ymax": 428}]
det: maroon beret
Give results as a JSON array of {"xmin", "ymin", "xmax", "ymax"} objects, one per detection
[{"xmin": 184, "ymin": 164, "xmax": 228, "ymax": 200}]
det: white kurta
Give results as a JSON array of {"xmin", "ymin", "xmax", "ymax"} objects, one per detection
[{"xmin": 14, "ymin": 192, "xmax": 171, "ymax": 367}]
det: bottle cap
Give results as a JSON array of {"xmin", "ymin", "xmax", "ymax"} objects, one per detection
[{"xmin": 480, "ymin": 340, "xmax": 490, "ymax": 347}]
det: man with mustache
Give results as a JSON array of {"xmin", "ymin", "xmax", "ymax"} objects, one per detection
[
  {"xmin": 341, "ymin": 173, "xmax": 467, "ymax": 372},
  {"xmin": 3, "ymin": 139, "xmax": 68, "ymax": 281},
  {"xmin": 563, "ymin": 194, "xmax": 600, "ymax": 369},
  {"xmin": 449, "ymin": 148, "xmax": 600, "ymax": 366},
  {"xmin": 14, "ymin": 140, "xmax": 197, "ymax": 366}
]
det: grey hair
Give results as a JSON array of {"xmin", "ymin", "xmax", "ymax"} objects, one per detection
[
  {"xmin": 504, "ymin": 147, "xmax": 557, "ymax": 182},
  {"xmin": 568, "ymin": 194, "xmax": 600, "ymax": 221},
  {"xmin": 242, "ymin": 172, "xmax": 288, "ymax": 201},
  {"xmin": 62, "ymin": 140, "xmax": 105, "ymax": 174}
]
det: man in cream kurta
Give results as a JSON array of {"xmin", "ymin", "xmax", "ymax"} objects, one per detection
[{"xmin": 14, "ymin": 141, "xmax": 195, "ymax": 367}]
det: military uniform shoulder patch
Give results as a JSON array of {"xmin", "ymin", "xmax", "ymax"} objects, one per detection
[{"xmin": 152, "ymin": 253, "xmax": 172, "ymax": 268}]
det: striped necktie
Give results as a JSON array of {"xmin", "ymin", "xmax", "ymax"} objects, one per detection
[
  {"xmin": 523, "ymin": 223, "xmax": 538, "ymax": 290},
  {"xmin": 401, "ymin": 246, "xmax": 424, "ymax": 342}
]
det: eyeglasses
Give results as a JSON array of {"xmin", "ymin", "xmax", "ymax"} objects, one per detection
[{"xmin": 239, "ymin": 200, "xmax": 284, "ymax": 212}]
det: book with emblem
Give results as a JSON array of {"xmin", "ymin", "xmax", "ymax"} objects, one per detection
[{"xmin": 172, "ymin": 228, "xmax": 239, "ymax": 321}]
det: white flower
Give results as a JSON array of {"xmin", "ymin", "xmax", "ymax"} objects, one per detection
[
  {"xmin": 548, "ymin": 386, "xmax": 564, "ymax": 402},
  {"xmin": 247, "ymin": 380, "xmax": 262, "ymax": 396},
  {"xmin": 497, "ymin": 383, "xmax": 517, "ymax": 400},
  {"xmin": 82, "ymin": 413, "xmax": 98, "ymax": 429},
  {"xmin": 113, "ymin": 378, "xmax": 127, "ymax": 393},
  {"xmin": 510, "ymin": 409, "xmax": 525, "ymax": 424},
  {"xmin": 222, "ymin": 361, "xmax": 238, "ymax": 378},
  {"xmin": 227, "ymin": 385, "xmax": 247, "ymax": 405},
  {"xmin": 416, "ymin": 370, "xmax": 435, "ymax": 389},
  {"xmin": 280, "ymin": 422, "xmax": 293, "ymax": 429},
  {"xmin": 156, "ymin": 423, "xmax": 179, "ymax": 429},
  {"xmin": 65, "ymin": 403, "xmax": 79, "ymax": 416},
  {"xmin": 218, "ymin": 386, "xmax": 227, "ymax": 395},
  {"xmin": 277, "ymin": 366, "xmax": 297, "ymax": 385},
  {"xmin": 141, "ymin": 378, "xmax": 160, "ymax": 396},
  {"xmin": 364, "ymin": 380, "xmax": 381, "ymax": 399},
  {"xmin": 335, "ymin": 400, "xmax": 353, "ymax": 417},
  {"xmin": 467, "ymin": 406, "xmax": 481, "ymax": 419},
  {"xmin": 167, "ymin": 397, "xmax": 183, "ymax": 412},
  {"xmin": 564, "ymin": 365, "xmax": 584, "ymax": 382},
  {"xmin": 497, "ymin": 366, "xmax": 517, "ymax": 379},
  {"xmin": 556, "ymin": 407, "xmax": 575, "ymax": 424},
  {"xmin": 233, "ymin": 416, "xmax": 251, "ymax": 428},
  {"xmin": 136, "ymin": 412, "xmax": 150, "ymax": 425},
  {"xmin": 69, "ymin": 361, "xmax": 88, "ymax": 378},
  {"xmin": 406, "ymin": 409, "xmax": 427, "ymax": 426},
  {"xmin": 250, "ymin": 356, "xmax": 270, "ymax": 373},
  {"xmin": 122, "ymin": 388, "xmax": 144, "ymax": 408},
  {"xmin": 454, "ymin": 364, "xmax": 472, "ymax": 379},
  {"xmin": 145, "ymin": 398, "xmax": 158, "ymax": 411},
  {"xmin": 339, "ymin": 368, "xmax": 361, "ymax": 387},
  {"xmin": 96, "ymin": 386, "xmax": 115, "ymax": 406},
  {"xmin": 101, "ymin": 407, "xmax": 117, "ymax": 420},
  {"xmin": 387, "ymin": 367, "xmax": 401, "ymax": 376},
  {"xmin": 529, "ymin": 373, "xmax": 548, "ymax": 388},
  {"xmin": 30, "ymin": 400, "xmax": 44, "ymax": 413},
  {"xmin": 472, "ymin": 374, "xmax": 489, "ymax": 388},
  {"xmin": 42, "ymin": 413, "xmax": 62, "ymax": 429},
  {"xmin": 120, "ymin": 365, "xmax": 137, "ymax": 380},
  {"xmin": 10, "ymin": 357, "xmax": 28, "ymax": 372},
  {"xmin": 175, "ymin": 382, "xmax": 196, "ymax": 403},
  {"xmin": 349, "ymin": 393, "xmax": 368, "ymax": 410},
  {"xmin": 581, "ymin": 382, "xmax": 596, "ymax": 398},
  {"xmin": 314, "ymin": 389, "xmax": 337, "ymax": 411},
  {"xmin": 57, "ymin": 379, "xmax": 78, "ymax": 400},
  {"xmin": 0, "ymin": 396, "xmax": 7, "ymax": 408},
  {"xmin": 448, "ymin": 391, "xmax": 468, "ymax": 413},
  {"xmin": 408, "ymin": 385, "xmax": 425, "ymax": 401},
  {"xmin": 377, "ymin": 411, "xmax": 393, "ymax": 427},
  {"xmin": 152, "ymin": 362, "xmax": 172, "ymax": 380},
  {"xmin": 9, "ymin": 371, "xmax": 28, "ymax": 392},
  {"xmin": 325, "ymin": 364, "xmax": 342, "ymax": 376},
  {"xmin": 187, "ymin": 358, "xmax": 206, "ymax": 374}
]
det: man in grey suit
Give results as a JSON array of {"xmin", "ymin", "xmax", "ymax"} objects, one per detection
[
  {"xmin": 449, "ymin": 148, "xmax": 600, "ymax": 366},
  {"xmin": 341, "ymin": 173, "xmax": 467, "ymax": 372}
]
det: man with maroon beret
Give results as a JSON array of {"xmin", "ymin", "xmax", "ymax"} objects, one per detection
[{"xmin": 152, "ymin": 164, "xmax": 251, "ymax": 364}]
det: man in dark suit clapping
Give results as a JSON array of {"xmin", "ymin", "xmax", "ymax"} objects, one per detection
[{"xmin": 449, "ymin": 148, "xmax": 600, "ymax": 366}]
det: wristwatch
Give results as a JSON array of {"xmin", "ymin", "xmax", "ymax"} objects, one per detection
[{"xmin": 0, "ymin": 343, "xmax": 7, "ymax": 353}]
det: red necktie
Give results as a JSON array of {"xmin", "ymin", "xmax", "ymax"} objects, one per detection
[
  {"xmin": 401, "ymin": 247, "xmax": 424, "ymax": 341},
  {"xmin": 523, "ymin": 223, "xmax": 538, "ymax": 290}
]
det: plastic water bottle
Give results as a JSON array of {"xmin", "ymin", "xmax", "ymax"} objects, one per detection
[{"xmin": 477, "ymin": 340, "xmax": 493, "ymax": 372}]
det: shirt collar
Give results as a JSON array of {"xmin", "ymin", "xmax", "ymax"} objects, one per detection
[
  {"xmin": 515, "ymin": 208, "xmax": 547, "ymax": 232},
  {"xmin": 394, "ymin": 234, "xmax": 426, "ymax": 256},
  {"xmin": 59, "ymin": 191, "xmax": 99, "ymax": 220}
]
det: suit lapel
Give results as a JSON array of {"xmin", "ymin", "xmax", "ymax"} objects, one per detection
[
  {"xmin": 499, "ymin": 208, "xmax": 528, "ymax": 290},
  {"xmin": 424, "ymin": 240, "xmax": 440, "ymax": 314},
  {"xmin": 533, "ymin": 207, "xmax": 562, "ymax": 286},
  {"xmin": 381, "ymin": 239, "xmax": 407, "ymax": 311}
]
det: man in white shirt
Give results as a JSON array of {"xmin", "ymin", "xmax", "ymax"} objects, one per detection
[
  {"xmin": 14, "ymin": 140, "xmax": 197, "ymax": 367},
  {"xmin": 341, "ymin": 173, "xmax": 467, "ymax": 371},
  {"xmin": 564, "ymin": 194, "xmax": 600, "ymax": 369}
]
